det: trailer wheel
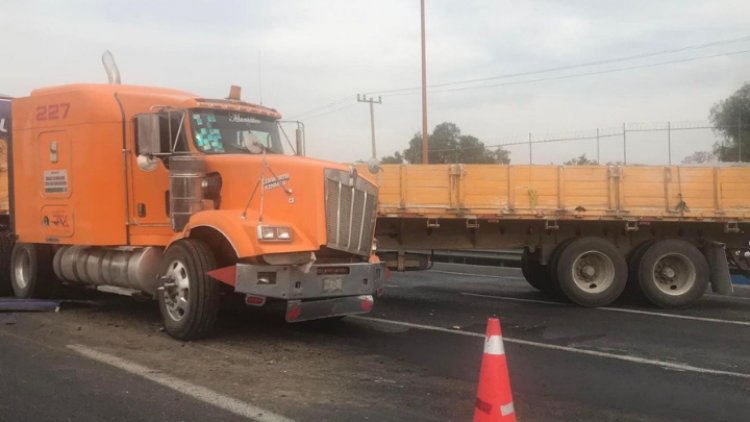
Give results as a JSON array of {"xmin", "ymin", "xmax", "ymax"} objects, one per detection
[
  {"xmin": 555, "ymin": 237, "xmax": 627, "ymax": 307},
  {"xmin": 10, "ymin": 243, "xmax": 58, "ymax": 298},
  {"xmin": 0, "ymin": 233, "xmax": 14, "ymax": 296},
  {"xmin": 546, "ymin": 239, "xmax": 575, "ymax": 297},
  {"xmin": 158, "ymin": 239, "xmax": 220, "ymax": 340},
  {"xmin": 624, "ymin": 240, "xmax": 655, "ymax": 298},
  {"xmin": 521, "ymin": 248, "xmax": 553, "ymax": 293},
  {"xmin": 637, "ymin": 239, "xmax": 708, "ymax": 308}
]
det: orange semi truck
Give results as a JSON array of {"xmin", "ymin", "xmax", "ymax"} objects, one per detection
[{"xmin": 0, "ymin": 84, "xmax": 384, "ymax": 340}]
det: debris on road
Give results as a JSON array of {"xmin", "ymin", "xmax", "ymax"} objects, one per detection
[
  {"xmin": 0, "ymin": 298, "xmax": 104, "ymax": 313},
  {"xmin": 0, "ymin": 298, "xmax": 61, "ymax": 312}
]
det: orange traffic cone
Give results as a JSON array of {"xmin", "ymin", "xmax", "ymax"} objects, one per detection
[{"xmin": 474, "ymin": 318, "xmax": 516, "ymax": 422}]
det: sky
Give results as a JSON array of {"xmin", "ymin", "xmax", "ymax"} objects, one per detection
[{"xmin": 2, "ymin": 0, "xmax": 750, "ymax": 165}]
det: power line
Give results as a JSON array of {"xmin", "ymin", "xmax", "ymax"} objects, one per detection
[
  {"xmin": 288, "ymin": 35, "xmax": 750, "ymax": 121},
  {"xmin": 385, "ymin": 48, "xmax": 750, "ymax": 97},
  {"xmin": 294, "ymin": 102, "xmax": 357, "ymax": 121},
  {"xmin": 365, "ymin": 34, "xmax": 750, "ymax": 96},
  {"xmin": 287, "ymin": 96, "xmax": 352, "ymax": 120}
]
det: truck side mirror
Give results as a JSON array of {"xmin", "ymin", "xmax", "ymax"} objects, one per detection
[{"xmin": 136, "ymin": 114, "xmax": 162, "ymax": 155}]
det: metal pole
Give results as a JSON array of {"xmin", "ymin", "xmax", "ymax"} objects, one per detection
[
  {"xmin": 740, "ymin": 115, "xmax": 743, "ymax": 163},
  {"xmin": 528, "ymin": 132, "xmax": 532, "ymax": 165},
  {"xmin": 596, "ymin": 128, "xmax": 600, "ymax": 164},
  {"xmin": 622, "ymin": 123, "xmax": 627, "ymax": 165},
  {"xmin": 357, "ymin": 94, "xmax": 382, "ymax": 160},
  {"xmin": 420, "ymin": 0, "xmax": 429, "ymax": 164},
  {"xmin": 667, "ymin": 121, "xmax": 672, "ymax": 166},
  {"xmin": 369, "ymin": 100, "xmax": 377, "ymax": 159},
  {"xmin": 258, "ymin": 50, "xmax": 263, "ymax": 105}
]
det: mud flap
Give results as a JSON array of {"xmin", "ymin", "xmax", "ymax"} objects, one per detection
[
  {"xmin": 285, "ymin": 295, "xmax": 374, "ymax": 322},
  {"xmin": 705, "ymin": 241, "xmax": 733, "ymax": 295}
]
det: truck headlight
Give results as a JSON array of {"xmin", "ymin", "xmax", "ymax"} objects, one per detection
[{"xmin": 257, "ymin": 225, "xmax": 293, "ymax": 242}]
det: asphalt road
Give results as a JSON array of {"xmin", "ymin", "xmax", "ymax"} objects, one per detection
[{"xmin": 1, "ymin": 263, "xmax": 749, "ymax": 421}]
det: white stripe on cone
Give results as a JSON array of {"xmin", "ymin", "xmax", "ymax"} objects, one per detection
[
  {"xmin": 500, "ymin": 401, "xmax": 515, "ymax": 416},
  {"xmin": 484, "ymin": 335, "xmax": 505, "ymax": 356}
]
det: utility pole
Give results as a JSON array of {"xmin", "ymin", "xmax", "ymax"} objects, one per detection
[
  {"xmin": 739, "ymin": 115, "xmax": 743, "ymax": 163},
  {"xmin": 357, "ymin": 94, "xmax": 382, "ymax": 160},
  {"xmin": 622, "ymin": 123, "xmax": 627, "ymax": 165},
  {"xmin": 420, "ymin": 0, "xmax": 429, "ymax": 164}
]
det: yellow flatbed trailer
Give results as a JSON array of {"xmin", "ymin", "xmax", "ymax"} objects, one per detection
[{"xmin": 364, "ymin": 163, "xmax": 750, "ymax": 308}]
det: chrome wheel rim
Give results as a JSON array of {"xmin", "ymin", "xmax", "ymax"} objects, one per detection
[
  {"xmin": 13, "ymin": 248, "xmax": 32, "ymax": 289},
  {"xmin": 651, "ymin": 253, "xmax": 696, "ymax": 296},
  {"xmin": 162, "ymin": 260, "xmax": 190, "ymax": 322},
  {"xmin": 570, "ymin": 250, "xmax": 615, "ymax": 294}
]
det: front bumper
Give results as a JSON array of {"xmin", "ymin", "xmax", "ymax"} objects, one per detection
[
  {"xmin": 233, "ymin": 261, "xmax": 385, "ymax": 321},
  {"xmin": 235, "ymin": 261, "xmax": 385, "ymax": 299}
]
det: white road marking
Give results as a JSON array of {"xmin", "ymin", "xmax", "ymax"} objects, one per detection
[
  {"xmin": 428, "ymin": 270, "xmax": 501, "ymax": 278},
  {"xmin": 349, "ymin": 316, "xmax": 750, "ymax": 380},
  {"xmin": 460, "ymin": 292, "xmax": 750, "ymax": 327},
  {"xmin": 461, "ymin": 293, "xmax": 566, "ymax": 306},
  {"xmin": 67, "ymin": 344, "xmax": 294, "ymax": 422}
]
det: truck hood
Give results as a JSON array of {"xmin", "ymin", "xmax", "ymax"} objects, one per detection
[{"xmin": 199, "ymin": 154, "xmax": 372, "ymax": 258}]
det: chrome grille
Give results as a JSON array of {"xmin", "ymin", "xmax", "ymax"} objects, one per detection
[{"xmin": 325, "ymin": 169, "xmax": 378, "ymax": 256}]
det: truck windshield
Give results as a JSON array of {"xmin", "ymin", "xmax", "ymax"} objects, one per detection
[{"xmin": 190, "ymin": 109, "xmax": 283, "ymax": 154}]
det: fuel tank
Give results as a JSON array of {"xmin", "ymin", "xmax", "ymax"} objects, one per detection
[{"xmin": 53, "ymin": 246, "xmax": 163, "ymax": 295}]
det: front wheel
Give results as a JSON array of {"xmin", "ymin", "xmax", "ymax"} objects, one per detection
[{"xmin": 158, "ymin": 239, "xmax": 221, "ymax": 340}]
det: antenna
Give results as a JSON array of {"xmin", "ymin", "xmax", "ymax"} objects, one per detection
[
  {"xmin": 258, "ymin": 49, "xmax": 263, "ymax": 105},
  {"xmin": 102, "ymin": 50, "xmax": 121, "ymax": 85}
]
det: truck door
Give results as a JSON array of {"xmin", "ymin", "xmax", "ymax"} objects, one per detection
[{"xmin": 129, "ymin": 112, "xmax": 188, "ymax": 230}]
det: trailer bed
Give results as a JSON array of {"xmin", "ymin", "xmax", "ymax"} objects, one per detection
[{"xmin": 364, "ymin": 164, "xmax": 750, "ymax": 222}]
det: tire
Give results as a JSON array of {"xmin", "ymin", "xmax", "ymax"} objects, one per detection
[
  {"xmin": 624, "ymin": 240, "xmax": 655, "ymax": 298},
  {"xmin": 521, "ymin": 248, "xmax": 555, "ymax": 294},
  {"xmin": 157, "ymin": 239, "xmax": 221, "ymax": 340},
  {"xmin": 546, "ymin": 239, "xmax": 575, "ymax": 297},
  {"xmin": 520, "ymin": 248, "xmax": 546, "ymax": 290},
  {"xmin": 637, "ymin": 239, "xmax": 708, "ymax": 309},
  {"xmin": 0, "ymin": 233, "xmax": 14, "ymax": 296},
  {"xmin": 10, "ymin": 243, "xmax": 58, "ymax": 298},
  {"xmin": 554, "ymin": 237, "xmax": 628, "ymax": 307}
]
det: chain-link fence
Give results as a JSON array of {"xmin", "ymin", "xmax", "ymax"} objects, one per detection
[{"xmin": 482, "ymin": 120, "xmax": 749, "ymax": 166}]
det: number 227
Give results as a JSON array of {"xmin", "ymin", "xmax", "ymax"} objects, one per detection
[{"xmin": 36, "ymin": 103, "xmax": 70, "ymax": 121}]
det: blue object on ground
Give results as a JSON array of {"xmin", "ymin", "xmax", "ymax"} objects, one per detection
[
  {"xmin": 730, "ymin": 274, "xmax": 750, "ymax": 285},
  {"xmin": 0, "ymin": 298, "xmax": 61, "ymax": 312}
]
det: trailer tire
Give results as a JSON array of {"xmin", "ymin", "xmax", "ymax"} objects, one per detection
[
  {"xmin": 10, "ymin": 243, "xmax": 58, "ymax": 298},
  {"xmin": 546, "ymin": 239, "xmax": 575, "ymax": 297},
  {"xmin": 521, "ymin": 248, "xmax": 553, "ymax": 293},
  {"xmin": 0, "ymin": 233, "xmax": 14, "ymax": 296},
  {"xmin": 555, "ymin": 237, "xmax": 627, "ymax": 307},
  {"xmin": 624, "ymin": 240, "xmax": 655, "ymax": 298},
  {"xmin": 637, "ymin": 239, "xmax": 708, "ymax": 309},
  {"xmin": 158, "ymin": 239, "xmax": 220, "ymax": 340}
]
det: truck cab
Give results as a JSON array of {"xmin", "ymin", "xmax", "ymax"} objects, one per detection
[{"xmin": 8, "ymin": 84, "xmax": 384, "ymax": 339}]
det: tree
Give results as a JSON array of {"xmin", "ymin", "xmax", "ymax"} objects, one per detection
[
  {"xmin": 403, "ymin": 122, "xmax": 510, "ymax": 164},
  {"xmin": 564, "ymin": 153, "xmax": 597, "ymax": 165},
  {"xmin": 710, "ymin": 82, "xmax": 750, "ymax": 161},
  {"xmin": 380, "ymin": 151, "xmax": 404, "ymax": 164},
  {"xmin": 682, "ymin": 151, "xmax": 718, "ymax": 165}
]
